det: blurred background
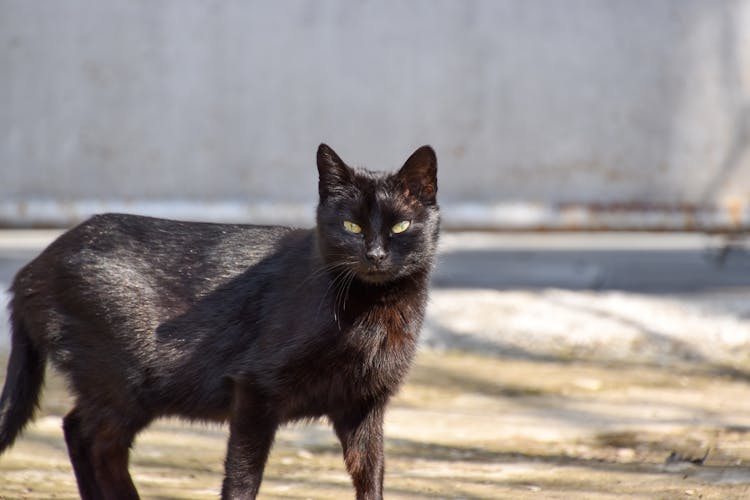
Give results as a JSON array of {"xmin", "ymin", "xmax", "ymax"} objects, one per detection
[
  {"xmin": 2, "ymin": 0, "xmax": 750, "ymax": 230},
  {"xmin": 3, "ymin": 1, "xmax": 750, "ymax": 498}
]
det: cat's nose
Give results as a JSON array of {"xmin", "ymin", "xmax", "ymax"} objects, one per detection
[{"xmin": 365, "ymin": 247, "xmax": 387, "ymax": 264}]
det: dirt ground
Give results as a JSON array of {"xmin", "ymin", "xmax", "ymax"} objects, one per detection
[{"xmin": 2, "ymin": 349, "xmax": 750, "ymax": 500}]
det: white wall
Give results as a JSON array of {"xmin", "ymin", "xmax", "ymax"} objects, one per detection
[{"xmin": 2, "ymin": 1, "xmax": 750, "ymax": 229}]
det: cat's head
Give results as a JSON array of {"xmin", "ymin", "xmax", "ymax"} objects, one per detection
[{"xmin": 315, "ymin": 144, "xmax": 440, "ymax": 285}]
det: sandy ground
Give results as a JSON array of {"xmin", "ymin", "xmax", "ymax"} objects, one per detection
[
  {"xmin": 1, "ymin": 231, "xmax": 750, "ymax": 499},
  {"xmin": 2, "ymin": 351, "xmax": 750, "ymax": 499}
]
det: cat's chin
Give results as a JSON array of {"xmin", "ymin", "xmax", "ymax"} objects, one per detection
[{"xmin": 357, "ymin": 269, "xmax": 396, "ymax": 285}]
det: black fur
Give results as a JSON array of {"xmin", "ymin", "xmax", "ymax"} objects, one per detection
[{"xmin": 0, "ymin": 144, "xmax": 439, "ymax": 500}]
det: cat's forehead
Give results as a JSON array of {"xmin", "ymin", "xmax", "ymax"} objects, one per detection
[
  {"xmin": 363, "ymin": 188, "xmax": 414, "ymax": 221},
  {"xmin": 347, "ymin": 167, "xmax": 386, "ymax": 190},
  {"xmin": 350, "ymin": 169, "xmax": 399, "ymax": 202}
]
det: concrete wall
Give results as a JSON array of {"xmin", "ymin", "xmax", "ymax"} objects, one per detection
[{"xmin": 2, "ymin": 1, "xmax": 750, "ymax": 229}]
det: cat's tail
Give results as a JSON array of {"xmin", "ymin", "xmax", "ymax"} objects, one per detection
[{"xmin": 0, "ymin": 299, "xmax": 45, "ymax": 454}]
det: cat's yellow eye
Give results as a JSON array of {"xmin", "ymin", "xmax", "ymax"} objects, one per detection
[
  {"xmin": 343, "ymin": 221, "xmax": 362, "ymax": 234},
  {"xmin": 391, "ymin": 220, "xmax": 411, "ymax": 234}
]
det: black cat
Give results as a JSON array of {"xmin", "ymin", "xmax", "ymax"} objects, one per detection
[{"xmin": 0, "ymin": 144, "xmax": 439, "ymax": 499}]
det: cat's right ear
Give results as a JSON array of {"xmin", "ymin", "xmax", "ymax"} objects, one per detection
[{"xmin": 317, "ymin": 143, "xmax": 353, "ymax": 201}]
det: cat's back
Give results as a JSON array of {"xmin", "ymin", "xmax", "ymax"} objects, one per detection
[{"xmin": 12, "ymin": 213, "xmax": 297, "ymax": 312}]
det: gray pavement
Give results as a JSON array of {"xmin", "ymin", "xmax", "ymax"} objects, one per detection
[{"xmin": 434, "ymin": 232, "xmax": 750, "ymax": 292}]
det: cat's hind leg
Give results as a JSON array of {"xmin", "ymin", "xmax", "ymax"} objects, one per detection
[
  {"xmin": 63, "ymin": 405, "xmax": 146, "ymax": 500},
  {"xmin": 63, "ymin": 408, "xmax": 104, "ymax": 500}
]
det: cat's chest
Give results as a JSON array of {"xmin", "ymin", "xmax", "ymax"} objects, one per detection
[
  {"xmin": 334, "ymin": 302, "xmax": 421, "ymax": 391},
  {"xmin": 276, "ymin": 302, "xmax": 421, "ymax": 421},
  {"xmin": 349, "ymin": 302, "xmax": 418, "ymax": 357}
]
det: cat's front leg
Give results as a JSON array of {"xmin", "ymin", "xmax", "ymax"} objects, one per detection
[
  {"xmin": 332, "ymin": 402, "xmax": 386, "ymax": 500},
  {"xmin": 221, "ymin": 384, "xmax": 278, "ymax": 500}
]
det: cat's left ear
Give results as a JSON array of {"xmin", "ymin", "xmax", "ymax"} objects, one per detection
[{"xmin": 397, "ymin": 145, "xmax": 438, "ymax": 206}]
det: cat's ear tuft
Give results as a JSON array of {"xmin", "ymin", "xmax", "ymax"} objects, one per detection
[
  {"xmin": 317, "ymin": 143, "xmax": 353, "ymax": 201},
  {"xmin": 397, "ymin": 145, "xmax": 438, "ymax": 205}
]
